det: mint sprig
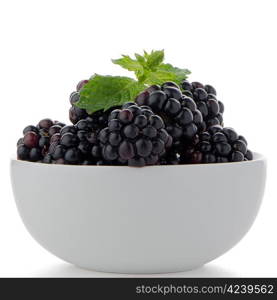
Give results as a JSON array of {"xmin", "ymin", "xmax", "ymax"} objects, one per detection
[{"xmin": 76, "ymin": 50, "xmax": 190, "ymax": 113}]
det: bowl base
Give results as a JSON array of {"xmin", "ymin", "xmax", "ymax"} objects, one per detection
[{"xmin": 73, "ymin": 263, "xmax": 204, "ymax": 275}]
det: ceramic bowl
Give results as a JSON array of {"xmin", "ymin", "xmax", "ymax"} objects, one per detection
[{"xmin": 10, "ymin": 153, "xmax": 266, "ymax": 273}]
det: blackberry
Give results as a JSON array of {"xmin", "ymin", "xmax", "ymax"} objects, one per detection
[
  {"xmin": 180, "ymin": 125, "xmax": 253, "ymax": 164},
  {"xmin": 181, "ymin": 80, "xmax": 224, "ymax": 130},
  {"xmin": 135, "ymin": 83, "xmax": 203, "ymax": 147},
  {"xmin": 17, "ymin": 119, "xmax": 65, "ymax": 162},
  {"xmin": 98, "ymin": 103, "xmax": 172, "ymax": 167},
  {"xmin": 45, "ymin": 117, "xmax": 102, "ymax": 165}
]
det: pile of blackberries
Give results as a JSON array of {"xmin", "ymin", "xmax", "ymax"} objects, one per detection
[{"xmin": 16, "ymin": 79, "xmax": 253, "ymax": 166}]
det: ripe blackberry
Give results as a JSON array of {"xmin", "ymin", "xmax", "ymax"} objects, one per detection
[
  {"xmin": 45, "ymin": 117, "xmax": 102, "ymax": 165},
  {"xmin": 180, "ymin": 125, "xmax": 253, "ymax": 164},
  {"xmin": 135, "ymin": 82, "xmax": 203, "ymax": 147},
  {"xmin": 181, "ymin": 80, "xmax": 224, "ymax": 130},
  {"xmin": 17, "ymin": 119, "xmax": 65, "ymax": 162},
  {"xmin": 98, "ymin": 103, "xmax": 172, "ymax": 167},
  {"xmin": 69, "ymin": 80, "xmax": 120, "ymax": 129}
]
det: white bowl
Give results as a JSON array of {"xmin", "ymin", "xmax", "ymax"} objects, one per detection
[{"xmin": 10, "ymin": 153, "xmax": 266, "ymax": 274}]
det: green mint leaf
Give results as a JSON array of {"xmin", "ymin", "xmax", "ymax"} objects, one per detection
[
  {"xmin": 144, "ymin": 63, "xmax": 191, "ymax": 86},
  {"xmin": 75, "ymin": 74, "xmax": 146, "ymax": 113},
  {"xmin": 134, "ymin": 53, "xmax": 146, "ymax": 66},
  {"xmin": 145, "ymin": 49, "xmax": 164, "ymax": 71},
  {"xmin": 112, "ymin": 50, "xmax": 165, "ymax": 81},
  {"xmin": 112, "ymin": 55, "xmax": 142, "ymax": 72}
]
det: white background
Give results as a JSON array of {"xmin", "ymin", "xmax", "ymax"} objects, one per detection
[{"xmin": 0, "ymin": 0, "xmax": 276, "ymax": 277}]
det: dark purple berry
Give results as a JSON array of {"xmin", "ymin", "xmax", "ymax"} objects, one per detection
[
  {"xmin": 163, "ymin": 86, "xmax": 182, "ymax": 100},
  {"xmin": 191, "ymin": 82, "xmax": 204, "ymax": 89},
  {"xmin": 17, "ymin": 138, "xmax": 24, "ymax": 146},
  {"xmin": 123, "ymin": 124, "xmax": 139, "ymax": 139},
  {"xmin": 230, "ymin": 151, "xmax": 244, "ymax": 162},
  {"xmin": 135, "ymin": 139, "xmax": 152, "ymax": 157},
  {"xmin": 76, "ymin": 79, "xmax": 89, "ymax": 91},
  {"xmin": 118, "ymin": 109, "xmax": 134, "ymax": 124},
  {"xmin": 161, "ymin": 81, "xmax": 180, "ymax": 89},
  {"xmin": 23, "ymin": 132, "xmax": 39, "ymax": 148},
  {"xmin": 64, "ymin": 148, "xmax": 81, "ymax": 163},
  {"xmin": 146, "ymin": 85, "xmax": 161, "ymax": 93},
  {"xmin": 190, "ymin": 151, "xmax": 203, "ymax": 163},
  {"xmin": 212, "ymin": 132, "xmax": 227, "ymax": 143},
  {"xmin": 99, "ymin": 128, "xmax": 110, "ymax": 144},
  {"xmin": 60, "ymin": 133, "xmax": 78, "ymax": 147},
  {"xmin": 128, "ymin": 157, "xmax": 145, "ymax": 167},
  {"xmin": 38, "ymin": 119, "xmax": 53, "ymax": 129},
  {"xmin": 108, "ymin": 119, "xmax": 122, "ymax": 131},
  {"xmin": 135, "ymin": 91, "xmax": 149, "ymax": 106},
  {"xmin": 70, "ymin": 92, "xmax": 80, "ymax": 105},
  {"xmin": 232, "ymin": 140, "xmax": 247, "ymax": 155},
  {"xmin": 148, "ymin": 91, "xmax": 167, "ymax": 111},
  {"xmin": 119, "ymin": 141, "xmax": 135, "ymax": 160},
  {"xmin": 69, "ymin": 106, "xmax": 88, "ymax": 124},
  {"xmin": 17, "ymin": 145, "xmax": 30, "ymax": 160},
  {"xmin": 181, "ymin": 80, "xmax": 193, "ymax": 91},
  {"xmin": 28, "ymin": 148, "xmax": 42, "ymax": 161},
  {"xmin": 215, "ymin": 142, "xmax": 232, "ymax": 156},
  {"xmin": 52, "ymin": 145, "xmax": 66, "ymax": 160},
  {"xmin": 50, "ymin": 133, "xmax": 61, "ymax": 144},
  {"xmin": 207, "ymin": 99, "xmax": 220, "ymax": 116},
  {"xmin": 204, "ymin": 84, "xmax": 217, "ymax": 95},
  {"xmin": 193, "ymin": 88, "xmax": 208, "ymax": 101},
  {"xmin": 60, "ymin": 125, "xmax": 77, "ymax": 135},
  {"xmin": 134, "ymin": 115, "xmax": 148, "ymax": 129},
  {"xmin": 78, "ymin": 141, "xmax": 92, "ymax": 155},
  {"xmin": 23, "ymin": 125, "xmax": 39, "ymax": 135},
  {"xmin": 91, "ymin": 145, "xmax": 102, "ymax": 158},
  {"xmin": 164, "ymin": 98, "xmax": 182, "ymax": 115},
  {"xmin": 109, "ymin": 132, "xmax": 122, "ymax": 146},
  {"xmin": 149, "ymin": 115, "xmax": 164, "ymax": 130},
  {"xmin": 102, "ymin": 145, "xmax": 118, "ymax": 161},
  {"xmin": 222, "ymin": 127, "xmax": 238, "ymax": 142},
  {"xmin": 48, "ymin": 125, "xmax": 62, "ymax": 136},
  {"xmin": 245, "ymin": 150, "xmax": 253, "ymax": 160},
  {"xmin": 203, "ymin": 153, "xmax": 216, "ymax": 163},
  {"xmin": 39, "ymin": 136, "xmax": 50, "ymax": 148}
]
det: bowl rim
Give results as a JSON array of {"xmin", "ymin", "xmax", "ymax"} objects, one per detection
[{"xmin": 11, "ymin": 152, "xmax": 265, "ymax": 168}]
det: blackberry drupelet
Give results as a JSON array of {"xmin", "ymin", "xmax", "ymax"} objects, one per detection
[
  {"xmin": 135, "ymin": 82, "xmax": 203, "ymax": 148},
  {"xmin": 181, "ymin": 80, "xmax": 224, "ymax": 130},
  {"xmin": 180, "ymin": 125, "xmax": 253, "ymax": 164},
  {"xmin": 17, "ymin": 119, "xmax": 65, "ymax": 162},
  {"xmin": 98, "ymin": 103, "xmax": 172, "ymax": 167},
  {"xmin": 159, "ymin": 151, "xmax": 180, "ymax": 165}
]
